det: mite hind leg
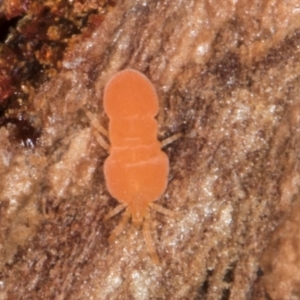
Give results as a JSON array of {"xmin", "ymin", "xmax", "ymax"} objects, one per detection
[
  {"xmin": 143, "ymin": 211, "xmax": 160, "ymax": 265},
  {"xmin": 161, "ymin": 132, "xmax": 183, "ymax": 148},
  {"xmin": 84, "ymin": 109, "xmax": 110, "ymax": 151},
  {"xmin": 84, "ymin": 109, "xmax": 108, "ymax": 137}
]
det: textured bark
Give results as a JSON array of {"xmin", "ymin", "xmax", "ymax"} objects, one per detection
[{"xmin": 1, "ymin": 0, "xmax": 300, "ymax": 299}]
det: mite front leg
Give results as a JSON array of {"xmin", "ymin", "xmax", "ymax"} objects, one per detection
[
  {"xmin": 149, "ymin": 203, "xmax": 174, "ymax": 216},
  {"xmin": 103, "ymin": 204, "xmax": 127, "ymax": 221},
  {"xmin": 107, "ymin": 207, "xmax": 130, "ymax": 244},
  {"xmin": 143, "ymin": 210, "xmax": 160, "ymax": 265}
]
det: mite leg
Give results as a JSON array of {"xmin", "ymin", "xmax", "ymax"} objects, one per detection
[
  {"xmin": 149, "ymin": 203, "xmax": 174, "ymax": 217},
  {"xmin": 161, "ymin": 132, "xmax": 183, "ymax": 148},
  {"xmin": 103, "ymin": 203, "xmax": 127, "ymax": 221},
  {"xmin": 108, "ymin": 207, "xmax": 130, "ymax": 244},
  {"xmin": 92, "ymin": 129, "xmax": 110, "ymax": 151},
  {"xmin": 143, "ymin": 211, "xmax": 160, "ymax": 265},
  {"xmin": 85, "ymin": 109, "xmax": 110, "ymax": 151},
  {"xmin": 85, "ymin": 109, "xmax": 108, "ymax": 137}
]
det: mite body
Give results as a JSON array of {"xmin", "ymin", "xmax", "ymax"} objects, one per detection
[{"xmin": 87, "ymin": 69, "xmax": 180, "ymax": 264}]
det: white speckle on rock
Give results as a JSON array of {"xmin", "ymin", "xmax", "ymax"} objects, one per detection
[
  {"xmin": 130, "ymin": 270, "xmax": 155, "ymax": 300},
  {"xmin": 196, "ymin": 43, "xmax": 210, "ymax": 56}
]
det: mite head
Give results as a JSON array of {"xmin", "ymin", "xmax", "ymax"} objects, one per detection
[
  {"xmin": 104, "ymin": 69, "xmax": 159, "ymax": 119},
  {"xmin": 127, "ymin": 193, "xmax": 148, "ymax": 228}
]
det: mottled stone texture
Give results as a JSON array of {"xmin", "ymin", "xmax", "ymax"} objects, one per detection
[
  {"xmin": 1, "ymin": 0, "xmax": 300, "ymax": 299},
  {"xmin": 257, "ymin": 198, "xmax": 300, "ymax": 300}
]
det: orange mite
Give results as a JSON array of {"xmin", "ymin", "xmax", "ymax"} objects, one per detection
[{"xmin": 86, "ymin": 69, "xmax": 181, "ymax": 264}]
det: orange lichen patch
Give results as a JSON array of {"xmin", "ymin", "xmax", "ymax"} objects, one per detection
[{"xmin": 87, "ymin": 69, "xmax": 180, "ymax": 264}]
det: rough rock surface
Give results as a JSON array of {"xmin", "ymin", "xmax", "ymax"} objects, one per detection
[
  {"xmin": 1, "ymin": 0, "xmax": 300, "ymax": 299},
  {"xmin": 256, "ymin": 197, "xmax": 300, "ymax": 300}
]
